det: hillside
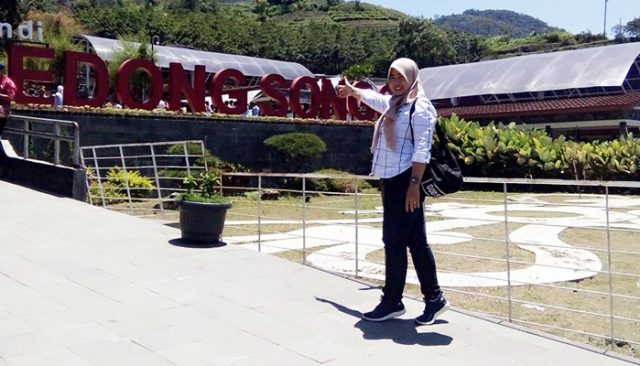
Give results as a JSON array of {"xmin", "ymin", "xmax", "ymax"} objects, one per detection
[
  {"xmin": 434, "ymin": 9, "xmax": 560, "ymax": 37},
  {"xmin": 2, "ymin": 0, "xmax": 610, "ymax": 77}
]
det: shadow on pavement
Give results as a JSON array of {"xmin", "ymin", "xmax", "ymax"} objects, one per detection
[
  {"xmin": 316, "ymin": 297, "xmax": 452, "ymax": 347},
  {"xmin": 168, "ymin": 238, "xmax": 227, "ymax": 249}
]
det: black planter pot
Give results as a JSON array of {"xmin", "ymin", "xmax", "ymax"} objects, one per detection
[{"xmin": 179, "ymin": 200, "xmax": 232, "ymax": 243}]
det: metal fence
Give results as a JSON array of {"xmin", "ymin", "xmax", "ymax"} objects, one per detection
[
  {"xmin": 2, "ymin": 114, "xmax": 80, "ymax": 166},
  {"xmin": 217, "ymin": 173, "xmax": 640, "ymax": 359},
  {"xmin": 81, "ymin": 146, "xmax": 640, "ymax": 359},
  {"xmin": 80, "ymin": 140, "xmax": 207, "ymax": 211}
]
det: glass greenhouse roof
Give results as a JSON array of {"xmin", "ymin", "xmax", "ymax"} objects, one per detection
[
  {"xmin": 80, "ymin": 35, "xmax": 314, "ymax": 81},
  {"xmin": 419, "ymin": 42, "xmax": 640, "ymax": 100}
]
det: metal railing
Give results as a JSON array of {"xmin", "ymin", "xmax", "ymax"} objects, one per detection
[
  {"xmin": 217, "ymin": 173, "xmax": 640, "ymax": 359},
  {"xmin": 3, "ymin": 115, "xmax": 81, "ymax": 166},
  {"xmin": 84, "ymin": 152, "xmax": 640, "ymax": 359},
  {"xmin": 80, "ymin": 140, "xmax": 207, "ymax": 210}
]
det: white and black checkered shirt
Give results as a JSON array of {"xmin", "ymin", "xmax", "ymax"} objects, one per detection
[{"xmin": 360, "ymin": 89, "xmax": 437, "ymax": 179}]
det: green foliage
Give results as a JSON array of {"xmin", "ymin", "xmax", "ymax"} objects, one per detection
[
  {"xmin": 442, "ymin": 114, "xmax": 640, "ymax": 181},
  {"xmin": 264, "ymin": 132, "xmax": 326, "ymax": 172},
  {"xmin": 105, "ymin": 166, "xmax": 155, "ymax": 198},
  {"xmin": 624, "ymin": 17, "xmax": 640, "ymax": 37},
  {"xmin": 105, "ymin": 35, "xmax": 155, "ymax": 91},
  {"xmin": 164, "ymin": 141, "xmax": 248, "ymax": 173},
  {"xmin": 307, "ymin": 169, "xmax": 372, "ymax": 193},
  {"xmin": 19, "ymin": 0, "xmax": 614, "ymax": 79},
  {"xmin": 86, "ymin": 167, "xmax": 125, "ymax": 204},
  {"xmin": 395, "ymin": 18, "xmax": 456, "ymax": 67},
  {"xmin": 481, "ymin": 31, "xmax": 606, "ymax": 58},
  {"xmin": 343, "ymin": 62, "xmax": 374, "ymax": 81},
  {"xmin": 19, "ymin": 10, "xmax": 84, "ymax": 82},
  {"xmin": 180, "ymin": 171, "xmax": 231, "ymax": 203},
  {"xmin": 0, "ymin": 0, "xmax": 24, "ymax": 25},
  {"xmin": 70, "ymin": 0, "xmax": 399, "ymax": 75}
]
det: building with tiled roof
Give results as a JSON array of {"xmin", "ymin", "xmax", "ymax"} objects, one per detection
[{"xmin": 420, "ymin": 43, "xmax": 640, "ymax": 140}]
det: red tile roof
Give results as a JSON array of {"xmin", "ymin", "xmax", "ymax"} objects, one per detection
[{"xmin": 436, "ymin": 92, "xmax": 640, "ymax": 119}]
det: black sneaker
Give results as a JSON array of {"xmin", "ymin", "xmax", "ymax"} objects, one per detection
[
  {"xmin": 415, "ymin": 295, "xmax": 449, "ymax": 325},
  {"xmin": 362, "ymin": 299, "xmax": 406, "ymax": 322}
]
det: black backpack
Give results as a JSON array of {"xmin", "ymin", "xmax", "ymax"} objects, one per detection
[{"xmin": 408, "ymin": 101, "xmax": 464, "ymax": 198}]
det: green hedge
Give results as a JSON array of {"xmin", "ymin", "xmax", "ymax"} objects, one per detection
[{"xmin": 442, "ymin": 114, "xmax": 640, "ymax": 181}]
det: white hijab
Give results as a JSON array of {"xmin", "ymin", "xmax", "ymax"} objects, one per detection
[{"xmin": 371, "ymin": 58, "xmax": 426, "ymax": 153}]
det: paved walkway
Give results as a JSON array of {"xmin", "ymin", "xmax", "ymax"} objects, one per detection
[{"xmin": 0, "ymin": 180, "xmax": 637, "ymax": 365}]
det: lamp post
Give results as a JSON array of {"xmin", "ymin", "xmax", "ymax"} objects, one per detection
[
  {"xmin": 150, "ymin": 35, "xmax": 160, "ymax": 58},
  {"xmin": 603, "ymin": 0, "xmax": 609, "ymax": 37}
]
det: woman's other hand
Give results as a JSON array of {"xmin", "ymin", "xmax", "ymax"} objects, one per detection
[{"xmin": 405, "ymin": 184, "xmax": 421, "ymax": 213}]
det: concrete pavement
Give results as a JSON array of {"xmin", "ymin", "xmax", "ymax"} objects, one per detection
[{"xmin": 0, "ymin": 180, "xmax": 637, "ymax": 365}]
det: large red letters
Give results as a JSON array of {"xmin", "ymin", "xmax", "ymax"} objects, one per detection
[
  {"xmin": 8, "ymin": 44, "xmax": 55, "ymax": 105},
  {"xmin": 169, "ymin": 63, "xmax": 205, "ymax": 112},
  {"xmin": 63, "ymin": 51, "xmax": 109, "ymax": 107},
  {"xmin": 7, "ymin": 44, "xmax": 381, "ymax": 121}
]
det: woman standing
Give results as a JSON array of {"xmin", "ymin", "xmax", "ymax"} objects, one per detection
[{"xmin": 336, "ymin": 58, "xmax": 448, "ymax": 325}]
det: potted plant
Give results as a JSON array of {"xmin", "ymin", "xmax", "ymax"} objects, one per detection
[{"xmin": 178, "ymin": 171, "xmax": 232, "ymax": 244}]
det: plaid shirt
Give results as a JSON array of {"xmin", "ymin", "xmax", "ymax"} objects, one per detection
[{"xmin": 360, "ymin": 89, "xmax": 437, "ymax": 179}]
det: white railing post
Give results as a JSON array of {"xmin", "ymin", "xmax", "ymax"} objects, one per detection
[
  {"xmin": 503, "ymin": 182, "xmax": 513, "ymax": 322},
  {"xmin": 150, "ymin": 144, "xmax": 164, "ymax": 214},
  {"xmin": 53, "ymin": 123, "xmax": 61, "ymax": 165},
  {"xmin": 73, "ymin": 123, "xmax": 80, "ymax": 166},
  {"xmin": 183, "ymin": 142, "xmax": 191, "ymax": 175},
  {"xmin": 605, "ymin": 185, "xmax": 615, "ymax": 349},
  {"xmin": 92, "ymin": 147, "xmax": 106, "ymax": 208},
  {"xmin": 258, "ymin": 175, "xmax": 262, "ymax": 253},
  {"xmin": 354, "ymin": 176, "xmax": 360, "ymax": 278},
  {"xmin": 22, "ymin": 119, "xmax": 29, "ymax": 159},
  {"xmin": 302, "ymin": 175, "xmax": 307, "ymax": 265},
  {"xmin": 118, "ymin": 145, "xmax": 133, "ymax": 211}
]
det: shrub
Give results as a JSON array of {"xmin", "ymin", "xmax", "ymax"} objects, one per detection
[
  {"xmin": 105, "ymin": 167, "xmax": 155, "ymax": 198},
  {"xmin": 307, "ymin": 169, "xmax": 372, "ymax": 193},
  {"xmin": 264, "ymin": 132, "xmax": 326, "ymax": 172},
  {"xmin": 86, "ymin": 167, "xmax": 126, "ymax": 204}
]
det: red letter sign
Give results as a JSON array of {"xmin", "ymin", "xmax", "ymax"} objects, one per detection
[
  {"xmin": 211, "ymin": 68, "xmax": 247, "ymax": 115},
  {"xmin": 62, "ymin": 51, "xmax": 109, "ymax": 107},
  {"xmin": 168, "ymin": 63, "xmax": 205, "ymax": 112},
  {"xmin": 115, "ymin": 59, "xmax": 163, "ymax": 110},
  {"xmin": 289, "ymin": 76, "xmax": 320, "ymax": 119},
  {"xmin": 8, "ymin": 44, "xmax": 54, "ymax": 105},
  {"xmin": 259, "ymin": 74, "xmax": 288, "ymax": 117},
  {"xmin": 319, "ymin": 78, "xmax": 346, "ymax": 120}
]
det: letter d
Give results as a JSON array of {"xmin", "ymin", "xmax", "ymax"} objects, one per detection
[{"xmin": 17, "ymin": 21, "xmax": 33, "ymax": 41}]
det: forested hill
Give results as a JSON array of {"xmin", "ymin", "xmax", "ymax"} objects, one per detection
[
  {"xmin": 434, "ymin": 9, "xmax": 560, "ymax": 37},
  {"xmin": 1, "ymin": 0, "xmax": 610, "ymax": 77}
]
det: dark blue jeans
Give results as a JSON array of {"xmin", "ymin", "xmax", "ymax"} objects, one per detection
[{"xmin": 380, "ymin": 168, "xmax": 441, "ymax": 303}]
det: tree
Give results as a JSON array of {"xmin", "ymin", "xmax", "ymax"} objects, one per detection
[
  {"xmin": 624, "ymin": 17, "xmax": 640, "ymax": 37},
  {"xmin": 253, "ymin": 0, "xmax": 270, "ymax": 22},
  {"xmin": 0, "ymin": 0, "xmax": 22, "ymax": 25},
  {"xmin": 394, "ymin": 18, "xmax": 457, "ymax": 68}
]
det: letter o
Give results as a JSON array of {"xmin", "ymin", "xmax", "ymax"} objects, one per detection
[
  {"xmin": 290, "ymin": 76, "xmax": 320, "ymax": 119},
  {"xmin": 116, "ymin": 59, "xmax": 163, "ymax": 110}
]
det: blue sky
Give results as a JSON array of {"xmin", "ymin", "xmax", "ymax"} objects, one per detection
[{"xmin": 364, "ymin": 0, "xmax": 638, "ymax": 36}]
